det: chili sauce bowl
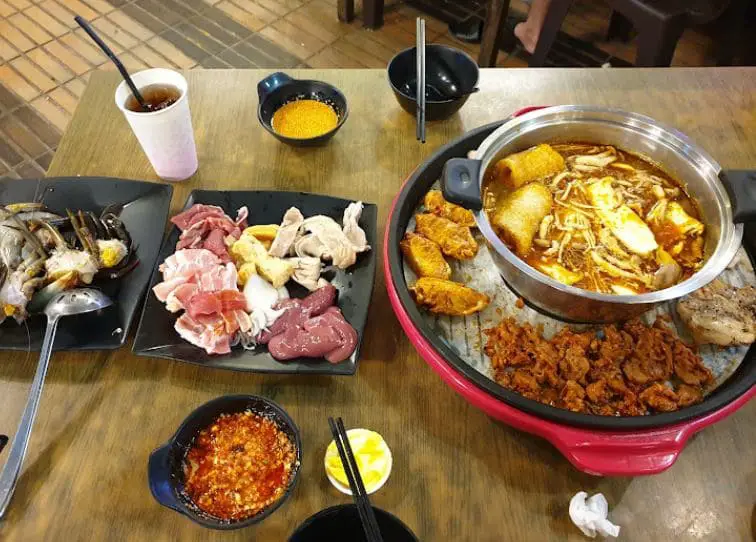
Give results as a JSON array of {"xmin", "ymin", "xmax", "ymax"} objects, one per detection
[
  {"xmin": 257, "ymin": 72, "xmax": 348, "ymax": 147},
  {"xmin": 148, "ymin": 394, "xmax": 302, "ymax": 530}
]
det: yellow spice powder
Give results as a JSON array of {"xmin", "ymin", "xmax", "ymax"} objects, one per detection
[{"xmin": 272, "ymin": 99, "xmax": 339, "ymax": 139}]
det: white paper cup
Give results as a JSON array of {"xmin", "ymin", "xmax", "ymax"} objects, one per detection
[{"xmin": 115, "ymin": 68, "xmax": 198, "ymax": 181}]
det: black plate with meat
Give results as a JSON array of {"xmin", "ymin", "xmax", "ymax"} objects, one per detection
[
  {"xmin": 132, "ymin": 190, "xmax": 377, "ymax": 375},
  {"xmin": 0, "ymin": 177, "xmax": 173, "ymax": 350}
]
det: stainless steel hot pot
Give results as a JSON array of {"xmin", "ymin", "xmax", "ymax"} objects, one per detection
[{"xmin": 443, "ymin": 105, "xmax": 756, "ymax": 322}]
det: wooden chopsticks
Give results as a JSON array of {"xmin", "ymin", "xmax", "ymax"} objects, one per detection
[{"xmin": 328, "ymin": 417, "xmax": 384, "ymax": 542}]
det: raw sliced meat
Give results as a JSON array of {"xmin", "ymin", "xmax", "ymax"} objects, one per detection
[
  {"xmin": 172, "ymin": 205, "xmax": 243, "ymax": 262},
  {"xmin": 203, "ymin": 229, "xmax": 230, "ymax": 261},
  {"xmin": 267, "ymin": 324, "xmax": 342, "ymax": 360},
  {"xmin": 171, "ymin": 204, "xmax": 225, "ymax": 230},
  {"xmin": 300, "ymin": 283, "xmax": 336, "ymax": 315},
  {"xmin": 153, "ymin": 276, "xmax": 189, "ymax": 302},
  {"xmin": 235, "ymin": 206, "xmax": 249, "ymax": 228},
  {"xmin": 166, "ymin": 283, "xmax": 199, "ymax": 312},
  {"xmin": 269, "ymin": 207, "xmax": 304, "ymax": 257},
  {"xmin": 342, "ymin": 201, "xmax": 370, "ymax": 252},
  {"xmin": 175, "ymin": 313, "xmax": 232, "ymax": 355},
  {"xmin": 160, "ymin": 249, "xmax": 220, "ymax": 280}
]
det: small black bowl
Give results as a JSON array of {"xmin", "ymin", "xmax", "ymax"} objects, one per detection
[
  {"xmin": 289, "ymin": 504, "xmax": 418, "ymax": 542},
  {"xmin": 387, "ymin": 44, "xmax": 479, "ymax": 121},
  {"xmin": 148, "ymin": 394, "xmax": 302, "ymax": 530},
  {"xmin": 258, "ymin": 72, "xmax": 348, "ymax": 146}
]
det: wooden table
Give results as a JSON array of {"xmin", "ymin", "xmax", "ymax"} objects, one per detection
[{"xmin": 1, "ymin": 68, "xmax": 754, "ymax": 541}]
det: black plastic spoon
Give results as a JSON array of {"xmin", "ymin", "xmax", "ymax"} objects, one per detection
[{"xmin": 74, "ymin": 15, "xmax": 147, "ymax": 111}]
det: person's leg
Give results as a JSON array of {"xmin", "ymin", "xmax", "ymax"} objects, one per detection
[{"xmin": 514, "ymin": 0, "xmax": 552, "ymax": 53}]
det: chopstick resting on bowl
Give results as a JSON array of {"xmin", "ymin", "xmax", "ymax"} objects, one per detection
[
  {"xmin": 416, "ymin": 18, "xmax": 426, "ymax": 143},
  {"xmin": 328, "ymin": 417, "xmax": 384, "ymax": 542}
]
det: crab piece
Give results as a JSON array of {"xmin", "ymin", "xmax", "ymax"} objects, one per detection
[
  {"xmin": 45, "ymin": 249, "xmax": 98, "ymax": 284},
  {"xmin": 67, "ymin": 209, "xmax": 99, "ymax": 260},
  {"xmin": 96, "ymin": 239, "xmax": 129, "ymax": 268},
  {"xmin": 27, "ymin": 270, "xmax": 79, "ymax": 314},
  {"xmin": 4, "ymin": 202, "xmax": 46, "ymax": 214}
]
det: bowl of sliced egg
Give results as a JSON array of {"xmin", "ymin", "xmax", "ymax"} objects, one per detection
[{"xmin": 324, "ymin": 428, "xmax": 392, "ymax": 495}]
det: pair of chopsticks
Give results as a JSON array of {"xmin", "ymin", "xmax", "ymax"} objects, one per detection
[
  {"xmin": 328, "ymin": 417, "xmax": 384, "ymax": 542},
  {"xmin": 415, "ymin": 18, "xmax": 426, "ymax": 143}
]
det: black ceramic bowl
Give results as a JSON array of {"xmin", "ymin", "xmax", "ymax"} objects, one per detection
[
  {"xmin": 258, "ymin": 72, "xmax": 348, "ymax": 146},
  {"xmin": 289, "ymin": 505, "xmax": 418, "ymax": 542},
  {"xmin": 388, "ymin": 44, "xmax": 479, "ymax": 121},
  {"xmin": 148, "ymin": 395, "xmax": 302, "ymax": 530}
]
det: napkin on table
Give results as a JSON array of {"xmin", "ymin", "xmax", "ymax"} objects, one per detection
[{"xmin": 569, "ymin": 491, "xmax": 621, "ymax": 538}]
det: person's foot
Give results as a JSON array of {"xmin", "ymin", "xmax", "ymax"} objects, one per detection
[{"xmin": 514, "ymin": 22, "xmax": 538, "ymax": 54}]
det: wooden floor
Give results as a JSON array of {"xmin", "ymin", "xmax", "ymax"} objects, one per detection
[{"xmin": 0, "ymin": 0, "xmax": 720, "ymax": 180}]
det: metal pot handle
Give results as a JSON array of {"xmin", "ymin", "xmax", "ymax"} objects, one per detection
[
  {"xmin": 442, "ymin": 158, "xmax": 483, "ymax": 210},
  {"xmin": 257, "ymin": 72, "xmax": 293, "ymax": 104},
  {"xmin": 719, "ymin": 170, "xmax": 756, "ymax": 223}
]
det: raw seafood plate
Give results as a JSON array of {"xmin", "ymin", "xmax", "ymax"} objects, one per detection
[
  {"xmin": 133, "ymin": 190, "xmax": 377, "ymax": 375},
  {"xmin": 0, "ymin": 177, "xmax": 172, "ymax": 350}
]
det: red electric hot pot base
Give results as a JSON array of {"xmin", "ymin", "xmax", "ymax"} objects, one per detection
[{"xmin": 384, "ymin": 107, "xmax": 755, "ymax": 476}]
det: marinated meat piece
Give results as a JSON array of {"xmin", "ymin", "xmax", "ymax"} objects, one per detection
[
  {"xmin": 558, "ymin": 344, "xmax": 590, "ymax": 383},
  {"xmin": 269, "ymin": 207, "xmax": 304, "ymax": 257},
  {"xmin": 485, "ymin": 318, "xmax": 556, "ymax": 368},
  {"xmin": 639, "ymin": 383, "xmax": 678, "ymax": 412},
  {"xmin": 621, "ymin": 320, "xmax": 673, "ymax": 385},
  {"xmin": 677, "ymin": 280, "xmax": 756, "ymax": 346},
  {"xmin": 502, "ymin": 369, "xmax": 540, "ymax": 400},
  {"xmin": 414, "ymin": 213, "xmax": 478, "ymax": 260},
  {"xmin": 484, "ymin": 316, "xmax": 709, "ymax": 416},
  {"xmin": 423, "ymin": 190, "xmax": 476, "ymax": 227},
  {"xmin": 410, "ymin": 277, "xmax": 489, "ymax": 316},
  {"xmin": 400, "ymin": 232, "xmax": 451, "ymax": 280},
  {"xmin": 594, "ymin": 325, "xmax": 633, "ymax": 364},
  {"xmin": 560, "ymin": 380, "xmax": 586, "ymax": 412},
  {"xmin": 673, "ymin": 344, "xmax": 713, "ymax": 386},
  {"xmin": 586, "ymin": 380, "xmax": 611, "ymax": 404},
  {"xmin": 676, "ymin": 384, "xmax": 703, "ymax": 407}
]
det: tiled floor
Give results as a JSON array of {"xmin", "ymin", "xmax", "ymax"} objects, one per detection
[{"xmin": 0, "ymin": 0, "xmax": 719, "ymax": 180}]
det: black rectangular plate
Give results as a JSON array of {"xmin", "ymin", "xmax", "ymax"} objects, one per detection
[
  {"xmin": 0, "ymin": 177, "xmax": 173, "ymax": 350},
  {"xmin": 132, "ymin": 190, "xmax": 377, "ymax": 375}
]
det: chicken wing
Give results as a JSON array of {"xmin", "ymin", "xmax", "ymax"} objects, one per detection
[
  {"xmin": 414, "ymin": 213, "xmax": 478, "ymax": 260},
  {"xmin": 423, "ymin": 190, "xmax": 476, "ymax": 227},
  {"xmin": 400, "ymin": 232, "xmax": 451, "ymax": 280},
  {"xmin": 409, "ymin": 277, "xmax": 489, "ymax": 316}
]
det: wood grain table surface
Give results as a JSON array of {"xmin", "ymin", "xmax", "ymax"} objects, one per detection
[{"xmin": 0, "ymin": 68, "xmax": 754, "ymax": 542}]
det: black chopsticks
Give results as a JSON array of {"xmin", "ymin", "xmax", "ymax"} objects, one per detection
[
  {"xmin": 416, "ymin": 17, "xmax": 426, "ymax": 143},
  {"xmin": 328, "ymin": 417, "xmax": 383, "ymax": 542}
]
